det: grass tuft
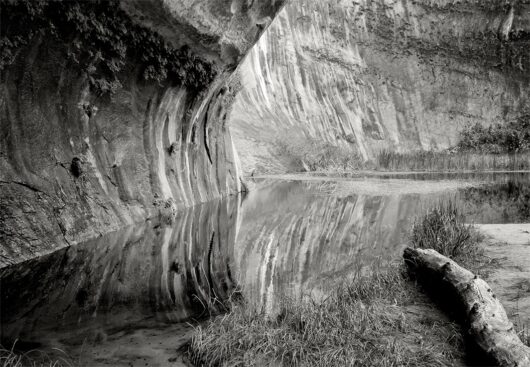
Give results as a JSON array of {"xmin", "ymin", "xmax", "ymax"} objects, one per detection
[
  {"xmin": 275, "ymin": 134, "xmax": 365, "ymax": 172},
  {"xmin": 375, "ymin": 150, "xmax": 530, "ymax": 172},
  {"xmin": 187, "ymin": 267, "xmax": 464, "ymax": 367},
  {"xmin": 0, "ymin": 344, "xmax": 72, "ymax": 367},
  {"xmin": 410, "ymin": 201, "xmax": 482, "ymax": 266}
]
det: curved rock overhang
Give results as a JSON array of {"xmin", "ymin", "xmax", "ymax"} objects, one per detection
[{"xmin": 0, "ymin": 0, "xmax": 287, "ymax": 266}]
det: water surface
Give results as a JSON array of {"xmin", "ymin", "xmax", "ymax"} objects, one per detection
[{"xmin": 1, "ymin": 172, "xmax": 529, "ymax": 365}]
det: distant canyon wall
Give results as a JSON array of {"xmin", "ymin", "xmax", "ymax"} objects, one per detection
[
  {"xmin": 230, "ymin": 0, "xmax": 530, "ymax": 174},
  {"xmin": 0, "ymin": 0, "xmax": 286, "ymax": 266}
]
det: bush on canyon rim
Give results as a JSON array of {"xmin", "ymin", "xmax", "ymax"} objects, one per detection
[{"xmin": 0, "ymin": 0, "xmax": 216, "ymax": 95}]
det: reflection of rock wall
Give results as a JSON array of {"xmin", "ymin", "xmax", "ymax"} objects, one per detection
[
  {"xmin": 233, "ymin": 180, "xmax": 444, "ymax": 312},
  {"xmin": 3, "ymin": 175, "xmax": 527, "ymax": 347},
  {"xmin": 0, "ymin": 196, "xmax": 240, "ymax": 345},
  {"xmin": 459, "ymin": 175, "xmax": 530, "ymax": 223},
  {"xmin": 0, "ymin": 0, "xmax": 286, "ymax": 266},
  {"xmin": 230, "ymin": 0, "xmax": 530, "ymax": 174},
  {"xmin": 233, "ymin": 175, "xmax": 530, "ymax": 311}
]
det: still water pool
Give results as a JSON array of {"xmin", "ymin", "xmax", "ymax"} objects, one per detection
[{"xmin": 1, "ymin": 172, "xmax": 529, "ymax": 365}]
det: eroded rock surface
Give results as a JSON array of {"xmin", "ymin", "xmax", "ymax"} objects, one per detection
[
  {"xmin": 230, "ymin": 0, "xmax": 530, "ymax": 174},
  {"xmin": 0, "ymin": 0, "xmax": 286, "ymax": 266}
]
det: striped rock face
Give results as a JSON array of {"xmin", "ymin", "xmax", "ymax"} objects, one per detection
[
  {"xmin": 0, "ymin": 0, "xmax": 286, "ymax": 266},
  {"xmin": 230, "ymin": 0, "xmax": 530, "ymax": 174}
]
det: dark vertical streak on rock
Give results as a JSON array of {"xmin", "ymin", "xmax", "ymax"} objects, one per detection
[{"xmin": 204, "ymin": 106, "xmax": 213, "ymax": 165}]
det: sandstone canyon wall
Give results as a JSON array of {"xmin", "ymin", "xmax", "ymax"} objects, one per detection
[
  {"xmin": 0, "ymin": 0, "xmax": 286, "ymax": 266},
  {"xmin": 230, "ymin": 0, "xmax": 530, "ymax": 174}
]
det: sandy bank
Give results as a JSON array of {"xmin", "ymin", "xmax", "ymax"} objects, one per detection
[{"xmin": 478, "ymin": 224, "xmax": 530, "ymax": 332}]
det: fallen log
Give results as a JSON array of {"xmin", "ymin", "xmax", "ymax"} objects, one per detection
[{"xmin": 403, "ymin": 247, "xmax": 530, "ymax": 367}]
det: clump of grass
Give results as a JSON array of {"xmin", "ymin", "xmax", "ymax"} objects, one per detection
[
  {"xmin": 410, "ymin": 201, "xmax": 482, "ymax": 266},
  {"xmin": 276, "ymin": 134, "xmax": 364, "ymax": 172},
  {"xmin": 0, "ymin": 344, "xmax": 72, "ymax": 367},
  {"xmin": 188, "ymin": 267, "xmax": 464, "ymax": 367},
  {"xmin": 375, "ymin": 149, "xmax": 530, "ymax": 172}
]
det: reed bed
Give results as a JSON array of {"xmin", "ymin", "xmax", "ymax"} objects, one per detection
[
  {"xmin": 275, "ymin": 136, "xmax": 530, "ymax": 173},
  {"xmin": 375, "ymin": 150, "xmax": 530, "ymax": 172}
]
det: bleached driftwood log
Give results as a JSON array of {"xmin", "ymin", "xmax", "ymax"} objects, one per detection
[{"xmin": 403, "ymin": 247, "xmax": 530, "ymax": 367}]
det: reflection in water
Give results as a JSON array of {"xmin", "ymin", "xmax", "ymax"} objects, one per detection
[
  {"xmin": 1, "ymin": 172, "xmax": 529, "ymax": 363},
  {"xmin": 235, "ymin": 179, "xmax": 457, "ymax": 314},
  {"xmin": 301, "ymin": 170, "xmax": 530, "ymax": 182},
  {"xmin": 459, "ymin": 180, "xmax": 530, "ymax": 223},
  {"xmin": 1, "ymin": 196, "xmax": 240, "ymax": 353},
  {"xmin": 235, "ymin": 173, "xmax": 530, "ymax": 313}
]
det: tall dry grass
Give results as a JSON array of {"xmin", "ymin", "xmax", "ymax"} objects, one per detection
[
  {"xmin": 275, "ymin": 138, "xmax": 530, "ymax": 174},
  {"xmin": 275, "ymin": 135, "xmax": 364, "ymax": 172},
  {"xmin": 375, "ymin": 149, "xmax": 530, "ymax": 172},
  {"xmin": 0, "ymin": 344, "xmax": 72, "ymax": 367},
  {"xmin": 274, "ymin": 113, "xmax": 530, "ymax": 173}
]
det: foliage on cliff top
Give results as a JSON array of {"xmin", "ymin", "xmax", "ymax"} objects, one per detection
[{"xmin": 0, "ymin": 0, "xmax": 216, "ymax": 95}]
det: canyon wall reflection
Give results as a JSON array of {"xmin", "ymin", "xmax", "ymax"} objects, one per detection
[
  {"xmin": 1, "ymin": 196, "xmax": 241, "ymax": 347},
  {"xmin": 234, "ymin": 179, "xmax": 446, "ymax": 313},
  {"xmin": 2, "ymin": 173, "xmax": 528, "ymax": 352}
]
